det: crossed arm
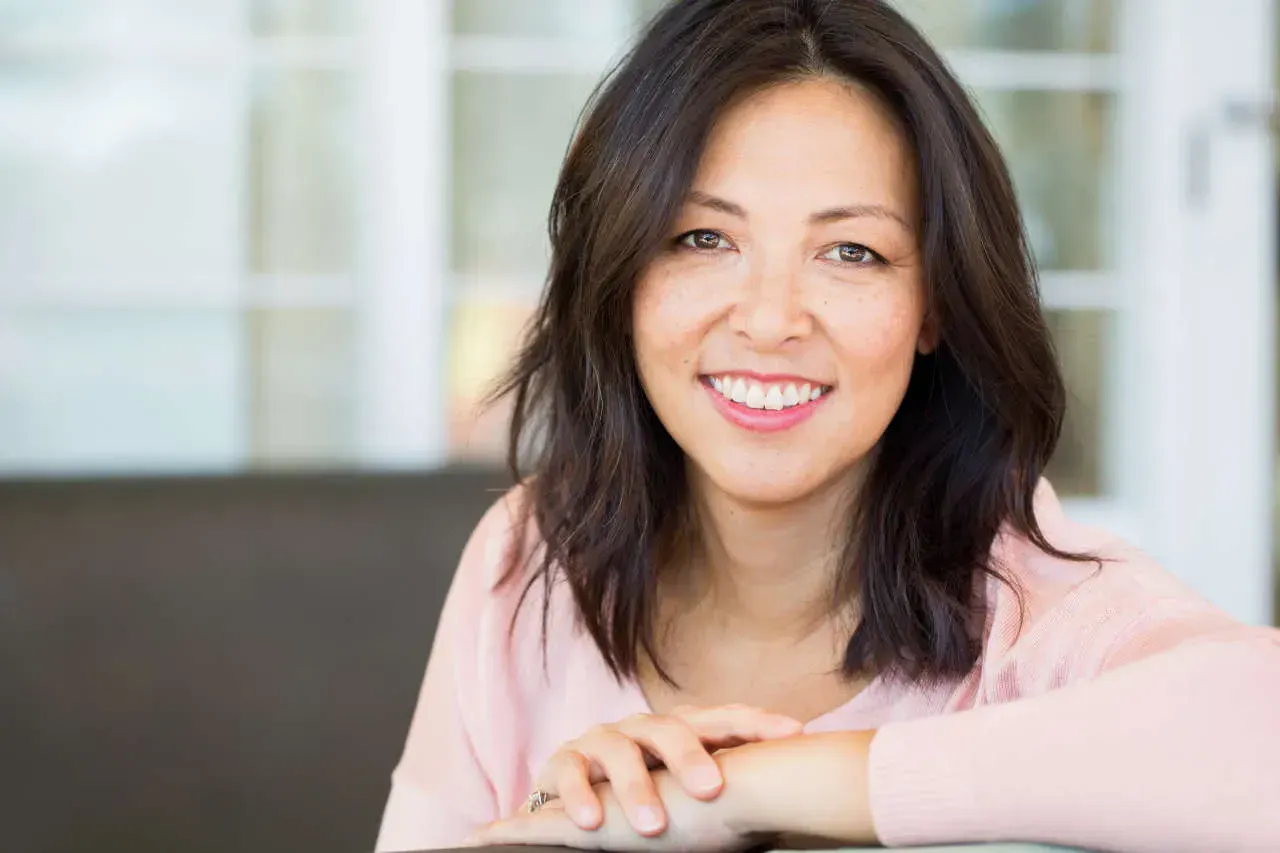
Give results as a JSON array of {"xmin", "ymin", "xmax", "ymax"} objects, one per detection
[{"xmin": 470, "ymin": 728, "xmax": 878, "ymax": 851}]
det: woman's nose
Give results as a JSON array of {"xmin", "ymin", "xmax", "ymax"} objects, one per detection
[{"xmin": 730, "ymin": 265, "xmax": 813, "ymax": 348}]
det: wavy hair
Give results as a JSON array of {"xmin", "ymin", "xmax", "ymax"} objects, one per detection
[{"xmin": 491, "ymin": 0, "xmax": 1082, "ymax": 684}]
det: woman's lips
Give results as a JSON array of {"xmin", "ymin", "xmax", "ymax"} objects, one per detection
[{"xmin": 701, "ymin": 374, "xmax": 830, "ymax": 433}]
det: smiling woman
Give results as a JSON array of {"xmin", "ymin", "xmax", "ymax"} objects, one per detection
[{"xmin": 376, "ymin": 1, "xmax": 1280, "ymax": 851}]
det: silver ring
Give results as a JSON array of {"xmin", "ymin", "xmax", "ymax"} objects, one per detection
[{"xmin": 525, "ymin": 788, "xmax": 551, "ymax": 813}]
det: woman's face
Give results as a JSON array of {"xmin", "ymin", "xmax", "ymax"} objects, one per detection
[{"xmin": 633, "ymin": 76, "xmax": 933, "ymax": 506}]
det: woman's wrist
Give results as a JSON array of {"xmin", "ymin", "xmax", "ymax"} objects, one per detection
[{"xmin": 716, "ymin": 730, "xmax": 880, "ymax": 844}]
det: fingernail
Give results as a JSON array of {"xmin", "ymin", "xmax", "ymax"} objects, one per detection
[
  {"xmin": 634, "ymin": 805, "xmax": 664, "ymax": 833},
  {"xmin": 573, "ymin": 805, "xmax": 597, "ymax": 826},
  {"xmin": 688, "ymin": 765, "xmax": 723, "ymax": 792}
]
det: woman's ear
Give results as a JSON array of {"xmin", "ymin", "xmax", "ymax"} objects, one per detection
[{"xmin": 916, "ymin": 310, "xmax": 940, "ymax": 354}]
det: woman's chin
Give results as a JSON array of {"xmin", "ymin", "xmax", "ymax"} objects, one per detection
[{"xmin": 694, "ymin": 457, "xmax": 852, "ymax": 508}]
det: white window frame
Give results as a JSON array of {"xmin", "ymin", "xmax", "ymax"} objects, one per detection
[{"xmin": 355, "ymin": 0, "xmax": 450, "ymax": 467}]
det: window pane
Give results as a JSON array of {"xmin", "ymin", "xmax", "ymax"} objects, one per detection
[
  {"xmin": 249, "ymin": 69, "xmax": 357, "ymax": 275},
  {"xmin": 1044, "ymin": 309, "xmax": 1109, "ymax": 497},
  {"xmin": 631, "ymin": 0, "xmax": 1117, "ymax": 53},
  {"xmin": 893, "ymin": 0, "xmax": 1114, "ymax": 53},
  {"xmin": 450, "ymin": 72, "xmax": 598, "ymax": 287},
  {"xmin": 0, "ymin": 1, "xmax": 360, "ymax": 39},
  {"xmin": 251, "ymin": 0, "xmax": 356, "ymax": 36},
  {"xmin": 246, "ymin": 308, "xmax": 356, "ymax": 466},
  {"xmin": 975, "ymin": 90, "xmax": 1116, "ymax": 271},
  {"xmin": 0, "ymin": 0, "xmax": 242, "ymax": 39},
  {"xmin": 0, "ymin": 61, "xmax": 241, "ymax": 297},
  {"xmin": 452, "ymin": 0, "xmax": 648, "ymax": 41},
  {"xmin": 0, "ymin": 310, "xmax": 241, "ymax": 475},
  {"xmin": 447, "ymin": 298, "xmax": 532, "ymax": 460}
]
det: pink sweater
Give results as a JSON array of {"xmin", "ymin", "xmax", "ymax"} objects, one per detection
[{"xmin": 376, "ymin": 483, "xmax": 1280, "ymax": 851}]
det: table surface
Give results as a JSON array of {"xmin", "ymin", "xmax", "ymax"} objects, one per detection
[{"xmin": 430, "ymin": 840, "xmax": 1080, "ymax": 845}]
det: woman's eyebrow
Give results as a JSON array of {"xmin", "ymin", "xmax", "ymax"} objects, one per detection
[
  {"xmin": 686, "ymin": 190, "xmax": 748, "ymax": 218},
  {"xmin": 685, "ymin": 190, "xmax": 913, "ymax": 232},
  {"xmin": 810, "ymin": 203, "xmax": 913, "ymax": 232}
]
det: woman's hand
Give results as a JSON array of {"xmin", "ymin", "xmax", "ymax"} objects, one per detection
[
  {"xmin": 468, "ymin": 731, "xmax": 879, "ymax": 850},
  {"xmin": 527, "ymin": 704, "xmax": 803, "ymax": 836},
  {"xmin": 468, "ymin": 765, "xmax": 767, "ymax": 852}
]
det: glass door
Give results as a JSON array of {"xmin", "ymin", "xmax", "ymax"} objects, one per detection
[{"xmin": 1111, "ymin": 0, "xmax": 1274, "ymax": 623}]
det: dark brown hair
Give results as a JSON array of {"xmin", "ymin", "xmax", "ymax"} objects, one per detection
[{"xmin": 493, "ymin": 0, "xmax": 1080, "ymax": 684}]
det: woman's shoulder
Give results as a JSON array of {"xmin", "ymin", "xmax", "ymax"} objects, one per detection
[
  {"xmin": 995, "ymin": 480, "xmax": 1214, "ymax": 613},
  {"xmin": 977, "ymin": 480, "xmax": 1240, "ymax": 692},
  {"xmin": 451, "ymin": 481, "xmax": 548, "ymax": 596},
  {"xmin": 447, "ymin": 481, "xmax": 578, "ymax": 658}
]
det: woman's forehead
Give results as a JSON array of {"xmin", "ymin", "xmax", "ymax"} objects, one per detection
[{"xmin": 687, "ymin": 78, "xmax": 918, "ymax": 220}]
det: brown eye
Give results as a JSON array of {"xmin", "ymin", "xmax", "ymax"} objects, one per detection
[
  {"xmin": 679, "ymin": 230, "xmax": 727, "ymax": 250},
  {"xmin": 821, "ymin": 243, "xmax": 881, "ymax": 265}
]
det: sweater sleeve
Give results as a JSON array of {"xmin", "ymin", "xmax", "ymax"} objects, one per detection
[
  {"xmin": 374, "ymin": 493, "xmax": 525, "ymax": 852},
  {"xmin": 868, "ymin": 557, "xmax": 1280, "ymax": 851}
]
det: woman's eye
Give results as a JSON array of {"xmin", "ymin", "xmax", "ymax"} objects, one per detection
[
  {"xmin": 677, "ymin": 230, "xmax": 728, "ymax": 251},
  {"xmin": 822, "ymin": 243, "xmax": 881, "ymax": 265}
]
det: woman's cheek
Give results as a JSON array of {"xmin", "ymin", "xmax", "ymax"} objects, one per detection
[
  {"xmin": 636, "ymin": 268, "xmax": 729, "ymax": 345},
  {"xmin": 827, "ymin": 289, "xmax": 925, "ymax": 366}
]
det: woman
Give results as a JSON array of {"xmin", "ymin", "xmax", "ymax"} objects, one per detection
[{"xmin": 377, "ymin": 0, "xmax": 1280, "ymax": 850}]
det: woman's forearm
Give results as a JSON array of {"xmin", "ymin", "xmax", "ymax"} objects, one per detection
[
  {"xmin": 867, "ymin": 638, "xmax": 1280, "ymax": 851},
  {"xmin": 718, "ymin": 731, "xmax": 880, "ymax": 846}
]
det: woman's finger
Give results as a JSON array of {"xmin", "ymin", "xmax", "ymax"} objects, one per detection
[
  {"xmin": 541, "ymin": 749, "xmax": 604, "ymax": 829},
  {"xmin": 614, "ymin": 714, "xmax": 725, "ymax": 799},
  {"xmin": 566, "ymin": 729, "xmax": 667, "ymax": 835},
  {"xmin": 611, "ymin": 706, "xmax": 802, "ymax": 801},
  {"xmin": 529, "ymin": 706, "xmax": 803, "ymax": 836},
  {"xmin": 676, "ymin": 704, "xmax": 804, "ymax": 745}
]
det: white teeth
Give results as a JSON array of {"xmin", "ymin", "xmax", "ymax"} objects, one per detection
[{"xmin": 716, "ymin": 376, "xmax": 827, "ymax": 410}]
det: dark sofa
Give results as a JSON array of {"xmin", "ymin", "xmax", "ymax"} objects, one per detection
[{"xmin": 0, "ymin": 467, "xmax": 511, "ymax": 853}]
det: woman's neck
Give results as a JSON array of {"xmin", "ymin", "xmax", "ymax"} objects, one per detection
[{"xmin": 669, "ymin": 465, "xmax": 862, "ymax": 645}]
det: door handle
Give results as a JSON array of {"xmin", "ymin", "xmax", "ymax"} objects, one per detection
[
  {"xmin": 1223, "ymin": 98, "xmax": 1279, "ymax": 133},
  {"xmin": 1186, "ymin": 98, "xmax": 1275, "ymax": 208}
]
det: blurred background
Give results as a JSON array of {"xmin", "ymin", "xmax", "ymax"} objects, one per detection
[{"xmin": 0, "ymin": 1, "xmax": 1275, "ymax": 852}]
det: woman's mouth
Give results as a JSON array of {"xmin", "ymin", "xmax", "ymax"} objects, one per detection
[{"xmin": 700, "ymin": 373, "xmax": 832, "ymax": 432}]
